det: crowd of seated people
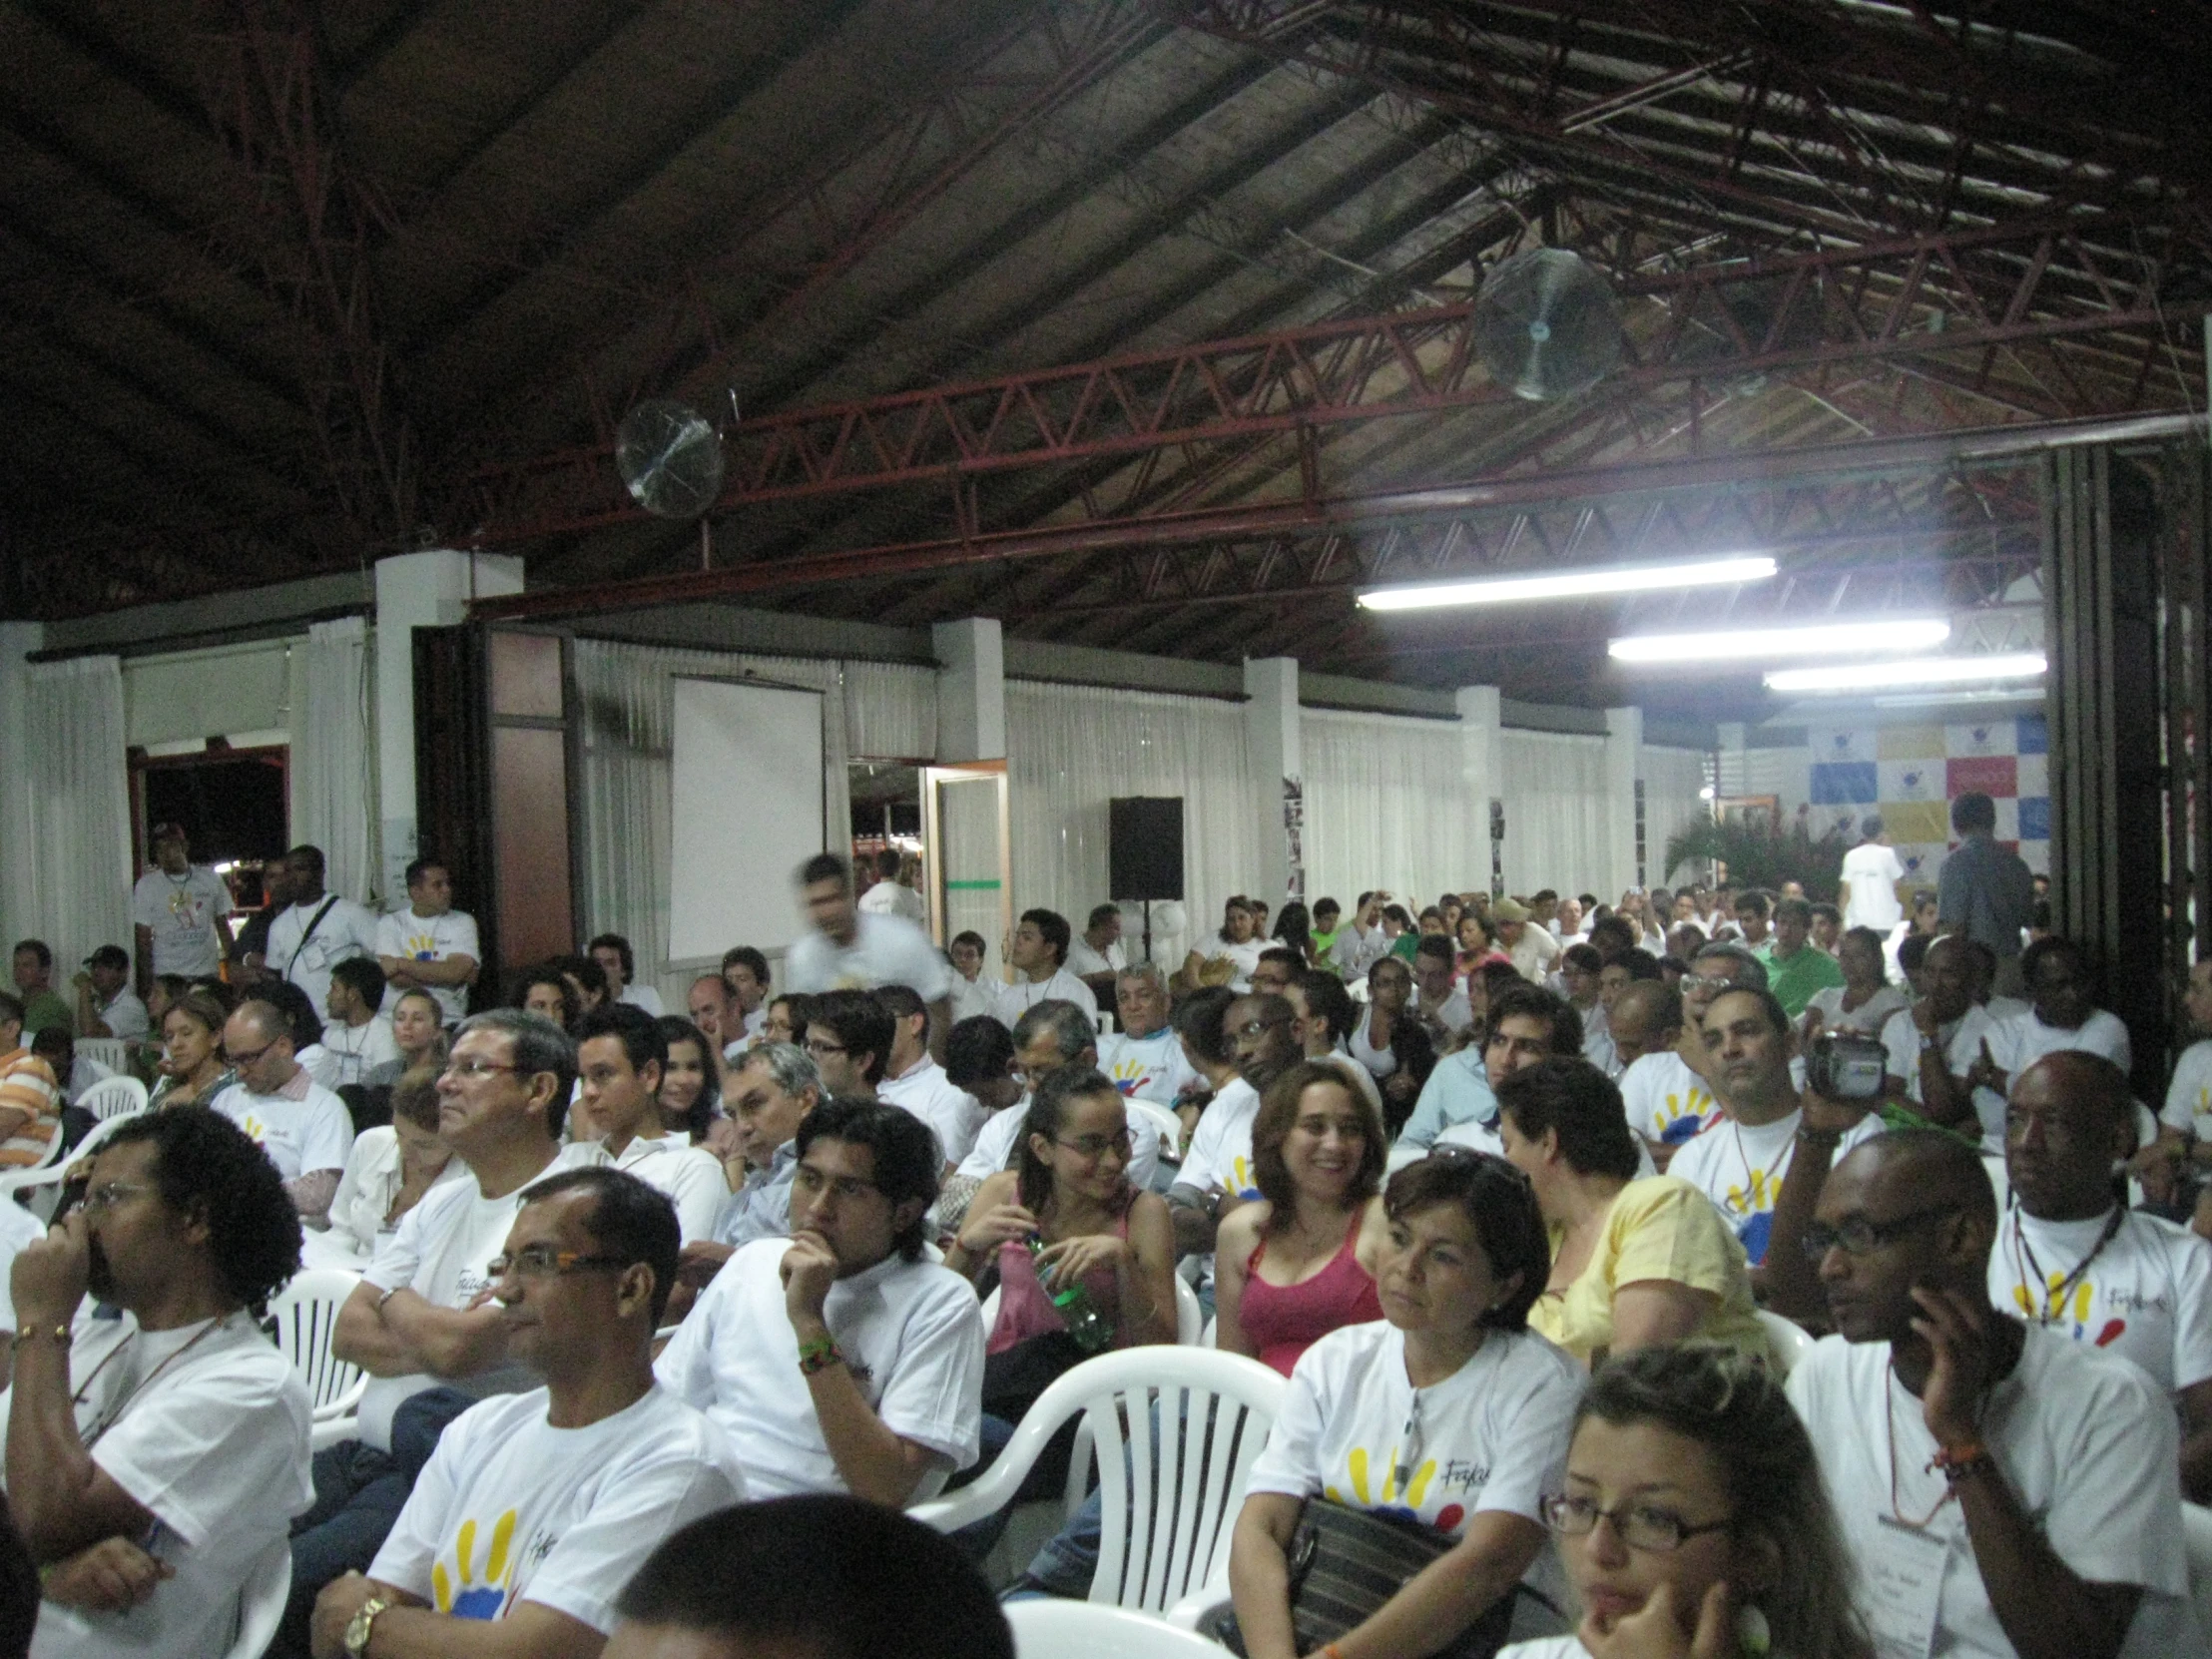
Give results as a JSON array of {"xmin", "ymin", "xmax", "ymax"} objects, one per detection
[{"xmin": 8, "ymin": 830, "xmax": 2212, "ymax": 1659}]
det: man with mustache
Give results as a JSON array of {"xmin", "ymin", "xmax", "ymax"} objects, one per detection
[{"xmin": 3, "ymin": 1106, "xmax": 313, "ymax": 1656}]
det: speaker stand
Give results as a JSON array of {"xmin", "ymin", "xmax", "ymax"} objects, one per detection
[{"xmin": 1140, "ymin": 899, "xmax": 1153, "ymax": 967}]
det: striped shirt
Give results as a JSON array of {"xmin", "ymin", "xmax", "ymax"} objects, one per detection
[{"xmin": 0, "ymin": 1048, "xmax": 62, "ymax": 1169}]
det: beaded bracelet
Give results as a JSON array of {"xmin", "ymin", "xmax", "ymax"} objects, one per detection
[
  {"xmin": 798, "ymin": 1335, "xmax": 844, "ymax": 1376},
  {"xmin": 1931, "ymin": 1441, "xmax": 1993, "ymax": 1485},
  {"xmin": 9, "ymin": 1323, "xmax": 69, "ymax": 1354}
]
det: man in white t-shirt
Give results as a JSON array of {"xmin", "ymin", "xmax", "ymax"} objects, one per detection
[
  {"xmin": 1610, "ymin": 982, "xmax": 1720, "ymax": 1164},
  {"xmin": 800, "ymin": 989, "xmax": 892, "ymax": 1102},
  {"xmin": 786, "ymin": 853, "xmax": 952, "ymax": 1055},
  {"xmin": 0, "ymin": 1185, "xmax": 42, "ymax": 1385},
  {"xmin": 374, "ymin": 858, "xmax": 480, "ymax": 1026},
  {"xmin": 73, "ymin": 944, "xmax": 151, "ymax": 1042},
  {"xmin": 1064, "ymin": 903, "xmax": 1127, "ymax": 995},
  {"xmin": 1168, "ymin": 992, "xmax": 1300, "ymax": 1264},
  {"xmin": 294, "ymin": 1010, "xmax": 605, "ymax": 1641},
  {"xmin": 1838, "ymin": 814, "xmax": 1908, "ymax": 932},
  {"xmin": 1411, "ymin": 934, "xmax": 1475, "ymax": 1042},
  {"xmin": 1095, "ymin": 964, "xmax": 1199, "ymax": 1109},
  {"xmin": 211, "ymin": 998, "xmax": 355, "ymax": 1225},
  {"xmin": 1878, "ymin": 934, "xmax": 2004, "ymax": 1146},
  {"xmin": 1667, "ymin": 986, "xmax": 1880, "ymax": 1278},
  {"xmin": 310, "ymin": 1167, "xmax": 748, "ymax": 1658},
  {"xmin": 321, "ymin": 957, "xmax": 400, "ymax": 1090},
  {"xmin": 990, "ymin": 907, "xmax": 1097, "ymax": 1027},
  {"xmin": 874, "ymin": 982, "xmax": 987, "ymax": 1171},
  {"xmin": 657, "ymin": 1098, "xmax": 986, "ymax": 1503},
  {"xmin": 3, "ymin": 1106, "xmax": 313, "ymax": 1658},
  {"xmin": 578, "ymin": 1004, "xmax": 728, "ymax": 1245},
  {"xmin": 130, "ymin": 822, "xmax": 234, "ymax": 990},
  {"xmin": 719, "ymin": 946, "xmax": 773, "ymax": 1048},
  {"xmin": 2158, "ymin": 956, "xmax": 2212, "ymax": 1156},
  {"xmin": 855, "ymin": 847, "xmax": 927, "ymax": 925},
  {"xmin": 1992, "ymin": 1052, "xmax": 2212, "ymax": 1500},
  {"xmin": 1970, "ymin": 936, "xmax": 2133, "ymax": 1112},
  {"xmin": 267, "ymin": 845, "xmax": 381, "ymax": 1015},
  {"xmin": 587, "ymin": 932, "xmax": 663, "ymax": 1017},
  {"xmin": 1492, "ymin": 897, "xmax": 1563, "ymax": 984},
  {"xmin": 1788, "ymin": 1130, "xmax": 2199, "ymax": 1659}
]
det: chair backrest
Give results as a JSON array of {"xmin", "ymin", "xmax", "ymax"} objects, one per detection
[
  {"xmin": 220, "ymin": 1534, "xmax": 292, "ymax": 1659},
  {"xmin": 79, "ymin": 1074, "xmax": 150, "ymax": 1123},
  {"xmin": 1003, "ymin": 1596, "xmax": 1229, "ymax": 1658},
  {"xmin": 1756, "ymin": 1309, "xmax": 1816, "ymax": 1376},
  {"xmin": 76, "ymin": 1037, "xmax": 135, "ymax": 1076},
  {"xmin": 2184, "ymin": 1501, "xmax": 2212, "ymax": 1640},
  {"xmin": 1123, "ymin": 1099, "xmax": 1184, "ymax": 1162},
  {"xmin": 268, "ymin": 1268, "xmax": 368, "ymax": 1411}
]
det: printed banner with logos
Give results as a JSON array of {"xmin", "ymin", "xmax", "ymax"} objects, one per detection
[{"xmin": 1805, "ymin": 714, "xmax": 2049, "ymax": 885}]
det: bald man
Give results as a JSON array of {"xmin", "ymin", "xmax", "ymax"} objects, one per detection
[
  {"xmin": 1787, "ymin": 1131, "xmax": 2196, "ymax": 1659},
  {"xmin": 1611, "ymin": 981, "xmax": 1720, "ymax": 1169},
  {"xmin": 1992, "ymin": 1052, "xmax": 2212, "ymax": 1501}
]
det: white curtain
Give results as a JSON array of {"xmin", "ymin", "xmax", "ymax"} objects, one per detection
[
  {"xmin": 1642, "ymin": 746, "xmax": 1713, "ymax": 886},
  {"xmin": 1302, "ymin": 709, "xmax": 1476, "ymax": 909},
  {"xmin": 1005, "ymin": 680, "xmax": 1262, "ymax": 968},
  {"xmin": 844, "ymin": 661, "xmax": 938, "ymax": 758},
  {"xmin": 1498, "ymin": 729, "xmax": 1613, "ymax": 899},
  {"xmin": 289, "ymin": 616, "xmax": 378, "ymax": 903},
  {"xmin": 573, "ymin": 641, "xmax": 852, "ymax": 1004},
  {"xmin": 24, "ymin": 656, "xmax": 134, "ymax": 972}
]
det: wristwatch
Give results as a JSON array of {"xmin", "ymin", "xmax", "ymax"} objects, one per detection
[{"xmin": 344, "ymin": 1594, "xmax": 389, "ymax": 1657}]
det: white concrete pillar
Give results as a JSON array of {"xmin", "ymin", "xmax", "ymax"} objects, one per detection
[
  {"xmin": 1455, "ymin": 686, "xmax": 1502, "ymax": 896},
  {"xmin": 1605, "ymin": 705, "xmax": 1644, "ymax": 896},
  {"xmin": 0, "ymin": 622, "xmax": 46, "ymax": 949},
  {"xmin": 1243, "ymin": 657, "xmax": 1302, "ymax": 904},
  {"xmin": 933, "ymin": 618, "xmax": 1005, "ymax": 762},
  {"xmin": 373, "ymin": 551, "xmax": 523, "ymax": 898}
]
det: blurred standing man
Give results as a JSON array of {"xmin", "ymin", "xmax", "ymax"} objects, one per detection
[
  {"xmin": 375, "ymin": 858, "xmax": 480, "ymax": 1026},
  {"xmin": 1938, "ymin": 791, "xmax": 2037, "ymax": 997},
  {"xmin": 131, "ymin": 823, "xmax": 234, "ymax": 996},
  {"xmin": 1837, "ymin": 814, "xmax": 1907, "ymax": 933},
  {"xmin": 855, "ymin": 848, "xmax": 926, "ymax": 924},
  {"xmin": 267, "ymin": 846, "xmax": 380, "ymax": 1015},
  {"xmin": 785, "ymin": 854, "xmax": 950, "ymax": 1058}
]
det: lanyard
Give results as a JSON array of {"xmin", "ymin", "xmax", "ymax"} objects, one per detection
[
  {"xmin": 2007, "ymin": 1203, "xmax": 2124, "ymax": 1326},
  {"xmin": 1883, "ymin": 1359, "xmax": 1957, "ymax": 1530},
  {"xmin": 74, "ymin": 1314, "xmax": 233, "ymax": 1448}
]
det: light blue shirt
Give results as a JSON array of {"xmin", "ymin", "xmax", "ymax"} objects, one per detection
[
  {"xmin": 1395, "ymin": 1047, "xmax": 1497, "ymax": 1153},
  {"xmin": 715, "ymin": 1141, "xmax": 797, "ymax": 1248}
]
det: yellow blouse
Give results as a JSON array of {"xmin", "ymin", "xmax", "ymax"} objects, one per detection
[{"xmin": 1529, "ymin": 1175, "xmax": 1769, "ymax": 1366}]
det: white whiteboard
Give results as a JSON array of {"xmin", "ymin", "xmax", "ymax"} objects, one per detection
[{"xmin": 668, "ymin": 677, "xmax": 825, "ymax": 962}]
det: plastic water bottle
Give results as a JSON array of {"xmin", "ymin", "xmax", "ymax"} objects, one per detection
[{"xmin": 1028, "ymin": 1235, "xmax": 1115, "ymax": 1353}]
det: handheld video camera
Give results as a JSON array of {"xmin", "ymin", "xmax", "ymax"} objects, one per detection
[{"xmin": 1804, "ymin": 1031, "xmax": 1888, "ymax": 1102}]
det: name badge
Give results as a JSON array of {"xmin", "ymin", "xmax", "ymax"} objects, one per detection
[{"xmin": 1866, "ymin": 1512, "xmax": 1948, "ymax": 1659}]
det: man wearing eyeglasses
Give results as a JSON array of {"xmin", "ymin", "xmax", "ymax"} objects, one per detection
[
  {"xmin": 1785, "ymin": 1129, "xmax": 2197, "ymax": 1659},
  {"xmin": 4, "ymin": 1107, "xmax": 313, "ymax": 1658},
  {"xmin": 309, "ymin": 1168, "xmax": 747, "ymax": 1659},
  {"xmin": 954, "ymin": 1001, "xmax": 1161, "ymax": 1195},
  {"xmin": 284, "ymin": 1009, "xmax": 607, "ymax": 1654},
  {"xmin": 656, "ymin": 1099, "xmax": 986, "ymax": 1505},
  {"xmin": 210, "ymin": 997, "xmax": 355, "ymax": 1226},
  {"xmin": 1169, "ymin": 993, "xmax": 1300, "ymax": 1262},
  {"xmin": 799, "ymin": 989, "xmax": 891, "ymax": 1102}
]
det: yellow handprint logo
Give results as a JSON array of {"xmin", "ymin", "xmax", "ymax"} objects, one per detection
[
  {"xmin": 2015, "ymin": 1274, "xmax": 2093, "ymax": 1331},
  {"xmin": 431, "ymin": 1509, "xmax": 517, "ymax": 1620}
]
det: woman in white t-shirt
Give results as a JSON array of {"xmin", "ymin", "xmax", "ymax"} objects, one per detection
[
  {"xmin": 1802, "ymin": 926, "xmax": 1911, "ymax": 1042},
  {"xmin": 1227, "ymin": 1148, "xmax": 1580, "ymax": 1658},
  {"xmin": 1499, "ymin": 1345, "xmax": 1874, "ymax": 1659},
  {"xmin": 1181, "ymin": 896, "xmax": 1266, "ymax": 993},
  {"xmin": 323, "ymin": 1065, "xmax": 462, "ymax": 1261}
]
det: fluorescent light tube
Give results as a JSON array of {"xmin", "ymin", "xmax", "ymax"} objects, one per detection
[
  {"xmin": 1358, "ymin": 554, "xmax": 1776, "ymax": 612},
  {"xmin": 1608, "ymin": 617, "xmax": 1951, "ymax": 664},
  {"xmin": 1765, "ymin": 652, "xmax": 2047, "ymax": 693}
]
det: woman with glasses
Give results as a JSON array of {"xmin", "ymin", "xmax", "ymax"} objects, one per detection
[
  {"xmin": 1504, "ymin": 1345, "xmax": 1873, "ymax": 1659},
  {"xmin": 1352, "ymin": 956, "xmax": 1437, "ymax": 1137},
  {"xmin": 1226, "ymin": 1151, "xmax": 1579, "ymax": 1659},
  {"xmin": 1215, "ymin": 1061, "xmax": 1387, "ymax": 1376},
  {"xmin": 1494, "ymin": 1058, "xmax": 1766, "ymax": 1367},
  {"xmin": 945, "ymin": 1066, "xmax": 1177, "ymax": 1493}
]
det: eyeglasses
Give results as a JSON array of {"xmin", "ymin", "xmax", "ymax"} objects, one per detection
[
  {"xmin": 804, "ymin": 1037, "xmax": 848, "ymax": 1058},
  {"xmin": 1541, "ymin": 1493, "xmax": 1733, "ymax": 1552},
  {"xmin": 223, "ymin": 1041, "xmax": 276, "ymax": 1069},
  {"xmin": 487, "ymin": 1247, "xmax": 628, "ymax": 1280},
  {"xmin": 1056, "ymin": 1129, "xmax": 1135, "ymax": 1161},
  {"xmin": 441, "ymin": 1059, "xmax": 528, "ymax": 1081},
  {"xmin": 1681, "ymin": 974, "xmax": 1736, "ymax": 994},
  {"xmin": 1800, "ymin": 1205, "xmax": 1959, "ymax": 1261},
  {"xmin": 82, "ymin": 1180, "xmax": 154, "ymax": 1216}
]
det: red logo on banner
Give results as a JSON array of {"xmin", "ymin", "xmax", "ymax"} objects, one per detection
[{"xmin": 1947, "ymin": 755, "xmax": 2017, "ymax": 798}]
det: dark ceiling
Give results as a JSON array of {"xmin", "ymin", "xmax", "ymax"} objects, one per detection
[{"xmin": 5, "ymin": 0, "xmax": 2210, "ymax": 715}]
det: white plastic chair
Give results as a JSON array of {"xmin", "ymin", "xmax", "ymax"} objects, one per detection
[
  {"xmin": 76, "ymin": 1074, "xmax": 149, "ymax": 1123},
  {"xmin": 911, "ymin": 1347, "xmax": 1286, "ymax": 1612},
  {"xmin": 1198, "ymin": 1315, "xmax": 1218, "ymax": 1349},
  {"xmin": 2185, "ymin": 1501, "xmax": 2212, "ymax": 1640},
  {"xmin": 1124, "ymin": 1099, "xmax": 1184, "ymax": 1164},
  {"xmin": 1003, "ymin": 1597, "xmax": 1226, "ymax": 1658},
  {"xmin": 269, "ymin": 1268, "xmax": 369, "ymax": 1449},
  {"xmin": 221, "ymin": 1533, "xmax": 291, "ymax": 1659},
  {"xmin": 1757, "ymin": 1309, "xmax": 1816, "ymax": 1376},
  {"xmin": 76, "ymin": 1038, "xmax": 134, "ymax": 1077}
]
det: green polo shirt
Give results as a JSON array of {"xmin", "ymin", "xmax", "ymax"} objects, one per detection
[
  {"xmin": 19, "ymin": 989, "xmax": 71, "ymax": 1037},
  {"xmin": 1765, "ymin": 944, "xmax": 1845, "ymax": 1020}
]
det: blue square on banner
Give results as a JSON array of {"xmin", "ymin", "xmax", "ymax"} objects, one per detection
[
  {"xmin": 1811, "ymin": 761, "xmax": 1879, "ymax": 805},
  {"xmin": 2016, "ymin": 714, "xmax": 2048, "ymax": 755},
  {"xmin": 2018, "ymin": 797, "xmax": 2050, "ymax": 839}
]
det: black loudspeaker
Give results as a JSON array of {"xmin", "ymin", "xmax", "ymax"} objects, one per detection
[{"xmin": 1110, "ymin": 797, "xmax": 1184, "ymax": 900}]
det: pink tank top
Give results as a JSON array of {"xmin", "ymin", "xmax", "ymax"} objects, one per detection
[
  {"xmin": 988, "ymin": 1200, "xmax": 1134, "ymax": 1355},
  {"xmin": 1239, "ymin": 1214, "xmax": 1382, "ymax": 1376}
]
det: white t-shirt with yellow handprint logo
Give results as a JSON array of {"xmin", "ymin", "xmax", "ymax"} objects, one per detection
[
  {"xmin": 1246, "ymin": 1321, "xmax": 1579, "ymax": 1610},
  {"xmin": 1665, "ymin": 1106, "xmax": 1883, "ymax": 1267},
  {"xmin": 370, "ymin": 1382, "xmax": 748, "ymax": 1634},
  {"xmin": 1989, "ymin": 1205, "xmax": 2212, "ymax": 1397}
]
